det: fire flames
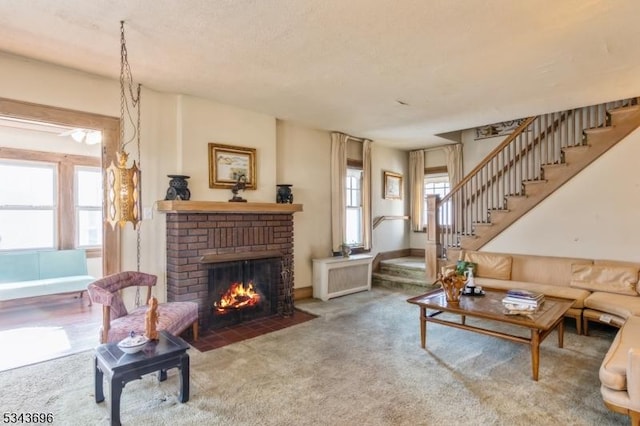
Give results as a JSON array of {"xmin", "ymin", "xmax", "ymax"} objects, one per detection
[{"xmin": 214, "ymin": 281, "xmax": 261, "ymax": 312}]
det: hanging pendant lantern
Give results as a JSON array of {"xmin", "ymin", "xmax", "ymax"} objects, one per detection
[
  {"xmin": 106, "ymin": 20, "xmax": 142, "ymax": 230},
  {"xmin": 107, "ymin": 150, "xmax": 141, "ymax": 229}
]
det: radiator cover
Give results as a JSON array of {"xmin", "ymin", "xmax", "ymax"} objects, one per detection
[{"xmin": 312, "ymin": 254, "xmax": 374, "ymax": 301}]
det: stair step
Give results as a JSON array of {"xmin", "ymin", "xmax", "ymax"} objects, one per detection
[
  {"xmin": 374, "ymin": 256, "xmax": 433, "ymax": 291},
  {"xmin": 378, "ymin": 257, "xmax": 427, "ymax": 280},
  {"xmin": 542, "ymin": 164, "xmax": 566, "ymax": 180},
  {"xmin": 584, "ymin": 126, "xmax": 613, "ymax": 135},
  {"xmin": 472, "ymin": 222, "xmax": 493, "ymax": 238},
  {"xmin": 505, "ymin": 194, "xmax": 528, "ymax": 204},
  {"xmin": 473, "ymin": 221, "xmax": 492, "ymax": 226},
  {"xmin": 522, "ymin": 179, "xmax": 547, "ymax": 184},
  {"xmin": 487, "ymin": 209, "xmax": 509, "ymax": 226},
  {"xmin": 609, "ymin": 105, "xmax": 640, "ymax": 125},
  {"xmin": 458, "ymin": 234, "xmax": 478, "ymax": 245},
  {"xmin": 522, "ymin": 179, "xmax": 548, "ymax": 196},
  {"xmin": 372, "ymin": 272, "xmax": 437, "ymax": 292}
]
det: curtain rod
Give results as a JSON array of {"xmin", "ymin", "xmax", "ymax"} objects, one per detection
[{"xmin": 417, "ymin": 143, "xmax": 460, "ymax": 153}]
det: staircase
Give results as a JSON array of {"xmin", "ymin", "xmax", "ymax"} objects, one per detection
[
  {"xmin": 430, "ymin": 97, "xmax": 640, "ymax": 265},
  {"xmin": 372, "ymin": 257, "xmax": 437, "ymax": 292}
]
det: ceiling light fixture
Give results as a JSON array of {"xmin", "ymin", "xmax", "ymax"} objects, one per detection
[
  {"xmin": 106, "ymin": 20, "xmax": 142, "ymax": 230},
  {"xmin": 69, "ymin": 129, "xmax": 102, "ymax": 145}
]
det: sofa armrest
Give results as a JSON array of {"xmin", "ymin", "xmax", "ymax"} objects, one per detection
[{"xmin": 628, "ymin": 348, "xmax": 640, "ymax": 410}]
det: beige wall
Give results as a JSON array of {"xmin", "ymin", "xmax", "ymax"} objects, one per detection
[
  {"xmin": 276, "ymin": 120, "xmax": 332, "ymax": 287},
  {"xmin": 461, "ymin": 130, "xmax": 502, "ymax": 175},
  {"xmin": 178, "ymin": 95, "xmax": 277, "ymax": 202},
  {"xmin": 372, "ymin": 145, "xmax": 410, "ymax": 254},
  {"xmin": 0, "ymin": 52, "xmax": 118, "ymax": 116}
]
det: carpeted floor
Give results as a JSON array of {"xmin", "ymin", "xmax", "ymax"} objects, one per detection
[{"xmin": 0, "ymin": 287, "xmax": 627, "ymax": 425}]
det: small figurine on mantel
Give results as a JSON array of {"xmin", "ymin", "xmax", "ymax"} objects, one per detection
[
  {"xmin": 229, "ymin": 174, "xmax": 248, "ymax": 202},
  {"xmin": 145, "ymin": 296, "xmax": 159, "ymax": 341}
]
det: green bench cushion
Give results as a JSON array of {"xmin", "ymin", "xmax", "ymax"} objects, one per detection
[
  {"xmin": 0, "ymin": 249, "xmax": 94, "ymax": 301},
  {"xmin": 0, "ymin": 252, "xmax": 39, "ymax": 283},
  {"xmin": 38, "ymin": 249, "xmax": 88, "ymax": 278},
  {"xmin": 0, "ymin": 276, "xmax": 95, "ymax": 301}
]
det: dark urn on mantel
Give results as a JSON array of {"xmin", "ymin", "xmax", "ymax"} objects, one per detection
[
  {"xmin": 276, "ymin": 184, "xmax": 293, "ymax": 204},
  {"xmin": 165, "ymin": 175, "xmax": 191, "ymax": 201}
]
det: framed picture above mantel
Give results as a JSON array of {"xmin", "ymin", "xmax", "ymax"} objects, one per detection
[{"xmin": 208, "ymin": 143, "xmax": 257, "ymax": 189}]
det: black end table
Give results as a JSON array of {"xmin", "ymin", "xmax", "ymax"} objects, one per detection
[{"xmin": 94, "ymin": 330, "xmax": 190, "ymax": 426}]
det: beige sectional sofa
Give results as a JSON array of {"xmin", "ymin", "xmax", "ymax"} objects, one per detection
[{"xmin": 452, "ymin": 250, "xmax": 640, "ymax": 423}]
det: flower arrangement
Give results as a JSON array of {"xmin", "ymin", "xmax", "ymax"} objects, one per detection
[{"xmin": 435, "ymin": 270, "xmax": 467, "ymax": 304}]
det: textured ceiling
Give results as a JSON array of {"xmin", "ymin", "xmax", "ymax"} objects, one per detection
[{"xmin": 0, "ymin": 0, "xmax": 639, "ymax": 150}]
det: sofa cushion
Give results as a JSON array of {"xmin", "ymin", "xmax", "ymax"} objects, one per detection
[
  {"xmin": 584, "ymin": 292, "xmax": 640, "ymax": 320},
  {"xmin": 475, "ymin": 277, "xmax": 589, "ymax": 308},
  {"xmin": 594, "ymin": 259, "xmax": 640, "ymax": 293},
  {"xmin": 600, "ymin": 316, "xmax": 640, "ymax": 391},
  {"xmin": 571, "ymin": 264, "xmax": 639, "ymax": 296},
  {"xmin": 510, "ymin": 254, "xmax": 592, "ymax": 286},
  {"xmin": 464, "ymin": 252, "xmax": 512, "ymax": 280}
]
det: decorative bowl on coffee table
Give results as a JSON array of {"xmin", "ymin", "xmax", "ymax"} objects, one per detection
[{"xmin": 117, "ymin": 334, "xmax": 149, "ymax": 354}]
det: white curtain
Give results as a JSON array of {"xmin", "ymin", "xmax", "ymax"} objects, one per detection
[
  {"xmin": 362, "ymin": 139, "xmax": 372, "ymax": 250},
  {"xmin": 331, "ymin": 132, "xmax": 348, "ymax": 252},
  {"xmin": 409, "ymin": 150, "xmax": 425, "ymax": 231},
  {"xmin": 442, "ymin": 144, "xmax": 463, "ymax": 187}
]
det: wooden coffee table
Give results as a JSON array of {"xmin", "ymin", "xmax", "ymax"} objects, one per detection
[{"xmin": 407, "ymin": 288, "xmax": 574, "ymax": 381}]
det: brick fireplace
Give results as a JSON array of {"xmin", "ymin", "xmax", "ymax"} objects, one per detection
[{"xmin": 156, "ymin": 201, "xmax": 303, "ymax": 328}]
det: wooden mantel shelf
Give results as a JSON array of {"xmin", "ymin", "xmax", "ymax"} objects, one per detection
[{"xmin": 156, "ymin": 200, "xmax": 303, "ymax": 214}]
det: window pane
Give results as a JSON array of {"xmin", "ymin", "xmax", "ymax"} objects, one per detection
[
  {"xmin": 424, "ymin": 174, "xmax": 451, "ymax": 227},
  {"xmin": 78, "ymin": 209, "xmax": 102, "ymax": 247},
  {"xmin": 76, "ymin": 168, "xmax": 102, "ymax": 207},
  {"xmin": 0, "ymin": 210, "xmax": 55, "ymax": 250},
  {"xmin": 345, "ymin": 167, "xmax": 363, "ymax": 246},
  {"xmin": 345, "ymin": 207, "xmax": 362, "ymax": 245},
  {"xmin": 0, "ymin": 162, "xmax": 55, "ymax": 206}
]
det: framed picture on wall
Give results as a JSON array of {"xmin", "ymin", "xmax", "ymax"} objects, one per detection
[
  {"xmin": 383, "ymin": 171, "xmax": 403, "ymax": 200},
  {"xmin": 208, "ymin": 143, "xmax": 257, "ymax": 189}
]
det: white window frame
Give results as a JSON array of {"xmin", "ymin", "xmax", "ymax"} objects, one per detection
[
  {"xmin": 74, "ymin": 165, "xmax": 103, "ymax": 249},
  {"xmin": 424, "ymin": 172, "xmax": 451, "ymax": 227},
  {"xmin": 0, "ymin": 149, "xmax": 101, "ymax": 255},
  {"xmin": 345, "ymin": 166, "xmax": 363, "ymax": 247},
  {"xmin": 0, "ymin": 159, "xmax": 58, "ymax": 251}
]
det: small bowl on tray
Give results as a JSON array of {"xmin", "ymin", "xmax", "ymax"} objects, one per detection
[{"xmin": 117, "ymin": 334, "xmax": 149, "ymax": 354}]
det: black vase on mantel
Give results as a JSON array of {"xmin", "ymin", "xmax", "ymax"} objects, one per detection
[
  {"xmin": 165, "ymin": 175, "xmax": 191, "ymax": 201},
  {"xmin": 276, "ymin": 184, "xmax": 293, "ymax": 204}
]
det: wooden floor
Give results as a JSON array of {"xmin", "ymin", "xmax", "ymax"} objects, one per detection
[{"xmin": 0, "ymin": 293, "xmax": 101, "ymax": 372}]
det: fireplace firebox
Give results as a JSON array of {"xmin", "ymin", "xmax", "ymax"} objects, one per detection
[{"xmin": 207, "ymin": 257, "xmax": 280, "ymax": 329}]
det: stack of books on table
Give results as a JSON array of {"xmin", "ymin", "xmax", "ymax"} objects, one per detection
[{"xmin": 502, "ymin": 289, "xmax": 545, "ymax": 312}]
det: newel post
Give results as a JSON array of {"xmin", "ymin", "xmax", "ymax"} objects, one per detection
[{"xmin": 425, "ymin": 194, "xmax": 441, "ymax": 283}]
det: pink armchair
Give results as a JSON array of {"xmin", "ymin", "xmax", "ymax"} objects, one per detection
[{"xmin": 87, "ymin": 271, "xmax": 198, "ymax": 344}]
